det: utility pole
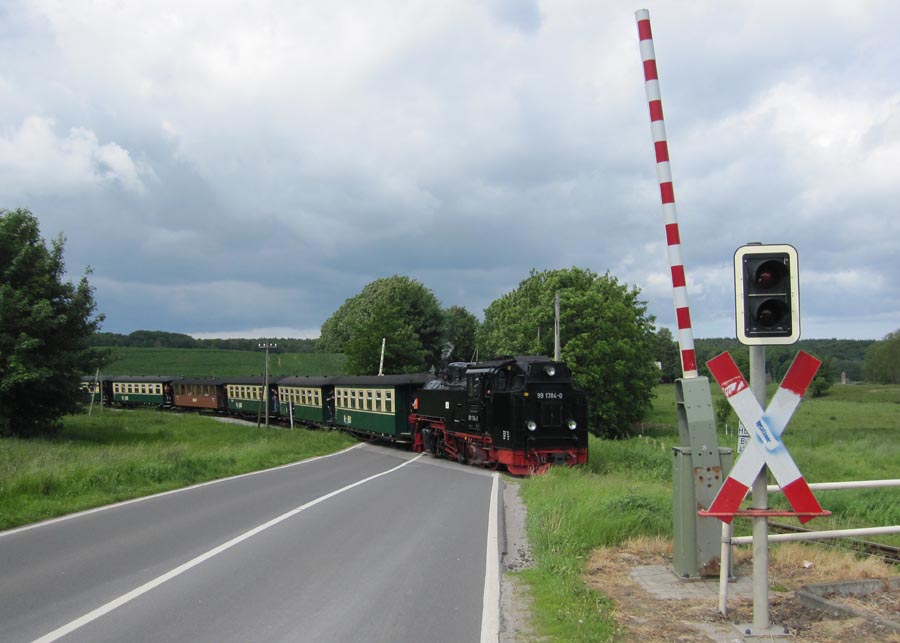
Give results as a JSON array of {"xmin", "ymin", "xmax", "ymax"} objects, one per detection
[
  {"xmin": 259, "ymin": 342, "xmax": 277, "ymax": 427},
  {"xmin": 554, "ymin": 292, "xmax": 561, "ymax": 361}
]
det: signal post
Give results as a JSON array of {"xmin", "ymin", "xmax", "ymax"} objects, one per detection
[{"xmin": 701, "ymin": 243, "xmax": 828, "ymax": 636}]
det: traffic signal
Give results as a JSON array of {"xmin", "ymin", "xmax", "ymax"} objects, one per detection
[{"xmin": 734, "ymin": 244, "xmax": 800, "ymax": 345}]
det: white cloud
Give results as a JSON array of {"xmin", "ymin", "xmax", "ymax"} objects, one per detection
[{"xmin": 0, "ymin": 116, "xmax": 151, "ymax": 196}]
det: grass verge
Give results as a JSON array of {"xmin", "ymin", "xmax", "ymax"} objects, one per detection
[
  {"xmin": 515, "ymin": 436, "xmax": 672, "ymax": 642},
  {"xmin": 0, "ymin": 410, "xmax": 356, "ymax": 530}
]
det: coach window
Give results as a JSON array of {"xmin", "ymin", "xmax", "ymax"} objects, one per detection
[
  {"xmin": 385, "ymin": 391, "xmax": 393, "ymax": 413},
  {"xmin": 366, "ymin": 390, "xmax": 373, "ymax": 410},
  {"xmin": 374, "ymin": 390, "xmax": 382, "ymax": 412}
]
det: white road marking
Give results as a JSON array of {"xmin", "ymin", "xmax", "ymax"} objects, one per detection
[
  {"xmin": 481, "ymin": 471, "xmax": 500, "ymax": 642},
  {"xmin": 0, "ymin": 443, "xmax": 365, "ymax": 539},
  {"xmin": 29, "ymin": 453, "xmax": 424, "ymax": 643}
]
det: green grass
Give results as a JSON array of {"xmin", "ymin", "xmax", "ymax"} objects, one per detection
[
  {"xmin": 97, "ymin": 347, "xmax": 347, "ymax": 377},
  {"xmin": 0, "ymin": 411, "xmax": 356, "ymax": 529},
  {"xmin": 516, "ymin": 382, "xmax": 900, "ymax": 642}
]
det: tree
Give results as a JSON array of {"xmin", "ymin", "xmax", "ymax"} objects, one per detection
[
  {"xmin": 479, "ymin": 267, "xmax": 658, "ymax": 438},
  {"xmin": 654, "ymin": 327, "xmax": 680, "ymax": 383},
  {"xmin": 1, "ymin": 209, "xmax": 105, "ymax": 436},
  {"xmin": 319, "ymin": 276, "xmax": 443, "ymax": 373},
  {"xmin": 806, "ymin": 356, "xmax": 834, "ymax": 397},
  {"xmin": 343, "ymin": 299, "xmax": 427, "ymax": 374},
  {"xmin": 864, "ymin": 330, "xmax": 900, "ymax": 384},
  {"xmin": 442, "ymin": 305, "xmax": 479, "ymax": 363}
]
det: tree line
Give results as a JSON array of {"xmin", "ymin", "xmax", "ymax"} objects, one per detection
[
  {"xmin": 91, "ymin": 331, "xmax": 318, "ymax": 354},
  {"xmin": 655, "ymin": 333, "xmax": 874, "ymax": 386}
]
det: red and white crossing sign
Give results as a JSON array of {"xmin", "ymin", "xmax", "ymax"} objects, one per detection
[{"xmin": 704, "ymin": 350, "xmax": 825, "ymax": 524}]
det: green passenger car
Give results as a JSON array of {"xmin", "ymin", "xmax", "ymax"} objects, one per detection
[
  {"xmin": 80, "ymin": 376, "xmax": 104, "ymax": 405},
  {"xmin": 223, "ymin": 376, "xmax": 282, "ymax": 417},
  {"xmin": 277, "ymin": 376, "xmax": 336, "ymax": 425},
  {"xmin": 108, "ymin": 376, "xmax": 176, "ymax": 407},
  {"xmin": 334, "ymin": 374, "xmax": 431, "ymax": 439}
]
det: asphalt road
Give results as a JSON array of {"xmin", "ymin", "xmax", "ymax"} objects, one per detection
[{"xmin": 0, "ymin": 443, "xmax": 501, "ymax": 643}]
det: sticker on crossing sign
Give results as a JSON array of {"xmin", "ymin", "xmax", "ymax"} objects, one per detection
[{"xmin": 738, "ymin": 423, "xmax": 750, "ymax": 454}]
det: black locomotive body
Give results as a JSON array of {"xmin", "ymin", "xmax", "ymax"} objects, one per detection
[{"xmin": 410, "ymin": 356, "xmax": 588, "ymax": 475}]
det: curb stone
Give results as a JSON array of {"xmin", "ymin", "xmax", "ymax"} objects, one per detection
[{"xmin": 795, "ymin": 577, "xmax": 900, "ymax": 632}]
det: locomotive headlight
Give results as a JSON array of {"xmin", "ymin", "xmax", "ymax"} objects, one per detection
[
  {"xmin": 526, "ymin": 420, "xmax": 537, "ymax": 432},
  {"xmin": 544, "ymin": 365, "xmax": 556, "ymax": 377},
  {"xmin": 568, "ymin": 419, "xmax": 578, "ymax": 431}
]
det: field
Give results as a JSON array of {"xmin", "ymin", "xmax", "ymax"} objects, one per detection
[{"xmin": 95, "ymin": 346, "xmax": 347, "ymax": 377}]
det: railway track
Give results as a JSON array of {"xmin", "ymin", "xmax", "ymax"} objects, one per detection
[{"xmin": 770, "ymin": 521, "xmax": 900, "ymax": 565}]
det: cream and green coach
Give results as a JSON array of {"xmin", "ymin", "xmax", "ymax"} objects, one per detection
[{"xmin": 333, "ymin": 374, "xmax": 431, "ymax": 440}]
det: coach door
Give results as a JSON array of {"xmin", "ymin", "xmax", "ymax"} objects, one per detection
[{"xmin": 466, "ymin": 373, "xmax": 483, "ymax": 431}]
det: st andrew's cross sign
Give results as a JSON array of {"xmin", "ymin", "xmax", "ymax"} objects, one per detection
[{"xmin": 702, "ymin": 350, "xmax": 826, "ymax": 524}]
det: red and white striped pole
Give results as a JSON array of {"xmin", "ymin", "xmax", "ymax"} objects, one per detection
[{"xmin": 635, "ymin": 9, "xmax": 698, "ymax": 379}]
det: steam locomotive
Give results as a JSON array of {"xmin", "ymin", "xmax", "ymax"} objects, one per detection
[
  {"xmin": 83, "ymin": 355, "xmax": 588, "ymax": 475},
  {"xmin": 411, "ymin": 356, "xmax": 588, "ymax": 474}
]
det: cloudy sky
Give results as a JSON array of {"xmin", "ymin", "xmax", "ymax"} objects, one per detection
[{"xmin": 2, "ymin": 1, "xmax": 899, "ymax": 341}]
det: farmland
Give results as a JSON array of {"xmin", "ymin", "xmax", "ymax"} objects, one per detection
[{"xmin": 95, "ymin": 346, "xmax": 347, "ymax": 378}]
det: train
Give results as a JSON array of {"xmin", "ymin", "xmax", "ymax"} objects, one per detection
[{"xmin": 81, "ymin": 355, "xmax": 589, "ymax": 475}]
